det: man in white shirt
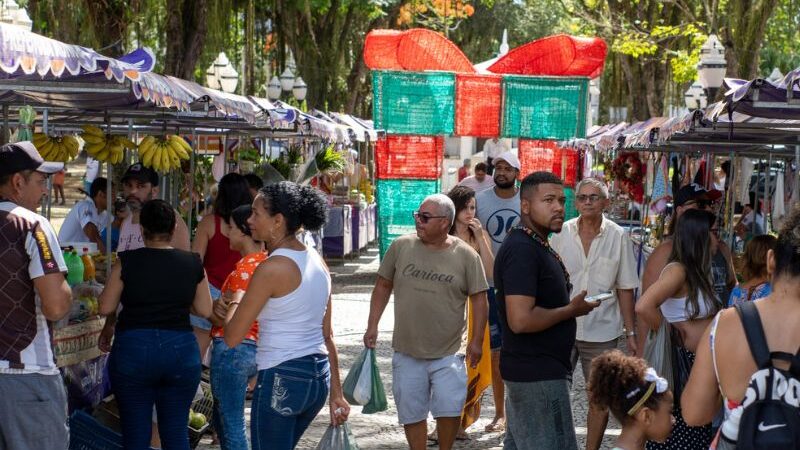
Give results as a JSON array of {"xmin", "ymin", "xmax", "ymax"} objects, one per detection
[
  {"xmin": 549, "ymin": 177, "xmax": 639, "ymax": 450},
  {"xmin": 482, "ymin": 138, "xmax": 509, "ymax": 175},
  {"xmin": 457, "ymin": 162, "xmax": 495, "ymax": 193},
  {"xmin": 58, "ymin": 177, "xmax": 111, "ymax": 252},
  {"xmin": 84, "ymin": 156, "xmax": 99, "ymax": 194}
]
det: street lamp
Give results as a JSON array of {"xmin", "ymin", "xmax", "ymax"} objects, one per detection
[
  {"xmin": 267, "ymin": 76, "xmax": 282, "ymax": 100},
  {"xmin": 0, "ymin": 1, "xmax": 32, "ymax": 31},
  {"xmin": 292, "ymin": 77, "xmax": 307, "ymax": 102},
  {"xmin": 206, "ymin": 52, "xmax": 239, "ymax": 94},
  {"xmin": 767, "ymin": 67, "xmax": 784, "ymax": 84},
  {"xmin": 696, "ymin": 34, "xmax": 727, "ymax": 101},
  {"xmin": 266, "ymin": 69, "xmax": 308, "ymax": 104},
  {"xmin": 684, "ymin": 81, "xmax": 708, "ymax": 110}
]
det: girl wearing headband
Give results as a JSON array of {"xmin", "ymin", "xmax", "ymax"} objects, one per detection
[{"xmin": 588, "ymin": 350, "xmax": 675, "ymax": 450}]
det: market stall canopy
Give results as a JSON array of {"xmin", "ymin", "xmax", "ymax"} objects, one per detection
[
  {"xmin": 0, "ymin": 23, "xmax": 154, "ymax": 81},
  {"xmin": 330, "ymin": 112, "xmax": 378, "ymax": 142},
  {"xmin": 722, "ymin": 71, "xmax": 800, "ymax": 120}
]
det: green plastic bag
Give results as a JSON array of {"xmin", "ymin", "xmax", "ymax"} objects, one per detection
[
  {"xmin": 315, "ymin": 423, "xmax": 360, "ymax": 450},
  {"xmin": 342, "ymin": 348, "xmax": 388, "ymax": 414},
  {"xmin": 362, "ymin": 348, "xmax": 388, "ymax": 414}
]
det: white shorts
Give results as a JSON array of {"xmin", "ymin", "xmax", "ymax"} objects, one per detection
[{"xmin": 391, "ymin": 352, "xmax": 467, "ymax": 425}]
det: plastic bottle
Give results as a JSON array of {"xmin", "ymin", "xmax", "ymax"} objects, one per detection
[
  {"xmin": 80, "ymin": 247, "xmax": 95, "ymax": 282},
  {"xmin": 65, "ymin": 250, "xmax": 84, "ymax": 286},
  {"xmin": 717, "ymin": 406, "xmax": 743, "ymax": 450}
]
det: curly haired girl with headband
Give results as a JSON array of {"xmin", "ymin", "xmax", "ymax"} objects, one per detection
[{"xmin": 588, "ymin": 350, "xmax": 675, "ymax": 450}]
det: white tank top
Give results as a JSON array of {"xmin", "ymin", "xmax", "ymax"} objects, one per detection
[
  {"xmin": 658, "ymin": 263, "xmax": 715, "ymax": 323},
  {"xmin": 256, "ymin": 247, "xmax": 331, "ymax": 370},
  {"xmin": 117, "ymin": 215, "xmax": 143, "ymax": 252}
]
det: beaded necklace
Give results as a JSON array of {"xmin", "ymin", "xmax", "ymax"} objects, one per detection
[{"xmin": 512, "ymin": 225, "xmax": 572, "ymax": 293}]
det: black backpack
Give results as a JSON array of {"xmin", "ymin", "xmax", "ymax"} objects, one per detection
[{"xmin": 734, "ymin": 301, "xmax": 800, "ymax": 449}]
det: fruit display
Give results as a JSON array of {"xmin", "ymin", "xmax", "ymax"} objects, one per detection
[
  {"xmin": 80, "ymin": 125, "xmax": 137, "ymax": 164},
  {"xmin": 138, "ymin": 134, "xmax": 192, "ymax": 173},
  {"xmin": 32, "ymin": 133, "xmax": 80, "ymax": 162}
]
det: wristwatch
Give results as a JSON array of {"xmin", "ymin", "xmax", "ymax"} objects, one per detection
[{"xmin": 624, "ymin": 329, "xmax": 636, "ymax": 337}]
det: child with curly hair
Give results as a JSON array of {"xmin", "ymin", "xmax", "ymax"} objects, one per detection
[{"xmin": 588, "ymin": 350, "xmax": 675, "ymax": 450}]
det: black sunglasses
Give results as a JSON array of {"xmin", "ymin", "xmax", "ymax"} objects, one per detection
[{"xmin": 413, "ymin": 211, "xmax": 447, "ymax": 224}]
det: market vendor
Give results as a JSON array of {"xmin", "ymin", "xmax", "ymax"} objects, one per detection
[
  {"xmin": 117, "ymin": 163, "xmax": 190, "ymax": 252},
  {"xmin": 0, "ymin": 142, "xmax": 72, "ymax": 450},
  {"xmin": 58, "ymin": 177, "xmax": 112, "ymax": 253}
]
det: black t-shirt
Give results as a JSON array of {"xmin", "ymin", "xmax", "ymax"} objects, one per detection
[
  {"xmin": 117, "ymin": 248, "xmax": 205, "ymax": 332},
  {"xmin": 494, "ymin": 228, "xmax": 576, "ymax": 382}
]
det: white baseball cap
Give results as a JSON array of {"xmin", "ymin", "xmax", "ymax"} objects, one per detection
[{"xmin": 494, "ymin": 150, "xmax": 520, "ymax": 171}]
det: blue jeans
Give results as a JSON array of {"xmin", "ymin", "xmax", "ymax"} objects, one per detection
[
  {"xmin": 109, "ymin": 328, "xmax": 201, "ymax": 450},
  {"xmin": 251, "ymin": 354, "xmax": 330, "ymax": 450},
  {"xmin": 210, "ymin": 338, "xmax": 258, "ymax": 450},
  {"xmin": 503, "ymin": 379, "xmax": 577, "ymax": 450}
]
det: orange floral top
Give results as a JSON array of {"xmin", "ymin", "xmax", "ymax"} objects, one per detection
[{"xmin": 210, "ymin": 251, "xmax": 268, "ymax": 342}]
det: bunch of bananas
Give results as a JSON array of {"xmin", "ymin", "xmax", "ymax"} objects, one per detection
[
  {"xmin": 81, "ymin": 125, "xmax": 137, "ymax": 164},
  {"xmin": 139, "ymin": 135, "xmax": 192, "ymax": 173},
  {"xmin": 32, "ymin": 133, "xmax": 80, "ymax": 162}
]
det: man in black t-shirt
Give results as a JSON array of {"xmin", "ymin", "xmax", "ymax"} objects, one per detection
[{"xmin": 494, "ymin": 171, "xmax": 597, "ymax": 450}]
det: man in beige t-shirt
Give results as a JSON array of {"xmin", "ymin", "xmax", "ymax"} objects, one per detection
[{"xmin": 364, "ymin": 194, "xmax": 488, "ymax": 450}]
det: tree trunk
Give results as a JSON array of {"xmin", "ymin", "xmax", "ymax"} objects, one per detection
[
  {"xmin": 164, "ymin": 0, "xmax": 209, "ymax": 80},
  {"xmin": 722, "ymin": 0, "xmax": 779, "ymax": 79}
]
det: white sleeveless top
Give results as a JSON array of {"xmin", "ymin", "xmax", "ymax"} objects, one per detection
[
  {"xmin": 256, "ymin": 248, "xmax": 331, "ymax": 370},
  {"xmin": 658, "ymin": 262, "xmax": 715, "ymax": 323}
]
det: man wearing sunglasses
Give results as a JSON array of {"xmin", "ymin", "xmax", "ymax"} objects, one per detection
[
  {"xmin": 549, "ymin": 178, "xmax": 639, "ymax": 450},
  {"xmin": 638, "ymin": 183, "xmax": 736, "ymax": 350},
  {"xmin": 364, "ymin": 194, "xmax": 489, "ymax": 450}
]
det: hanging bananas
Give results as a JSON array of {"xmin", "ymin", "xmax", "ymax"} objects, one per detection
[
  {"xmin": 32, "ymin": 133, "xmax": 80, "ymax": 162},
  {"xmin": 81, "ymin": 125, "xmax": 136, "ymax": 164},
  {"xmin": 138, "ymin": 134, "xmax": 192, "ymax": 173}
]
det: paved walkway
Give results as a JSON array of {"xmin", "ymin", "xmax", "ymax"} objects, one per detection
[{"xmin": 198, "ymin": 247, "xmax": 622, "ymax": 449}]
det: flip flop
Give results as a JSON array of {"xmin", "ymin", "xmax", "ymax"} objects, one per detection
[{"xmin": 485, "ymin": 419, "xmax": 506, "ymax": 433}]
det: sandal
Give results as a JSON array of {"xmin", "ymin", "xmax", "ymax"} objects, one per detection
[{"xmin": 484, "ymin": 417, "xmax": 506, "ymax": 433}]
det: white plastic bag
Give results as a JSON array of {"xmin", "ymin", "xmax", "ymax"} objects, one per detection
[{"xmin": 352, "ymin": 349, "xmax": 373, "ymax": 405}]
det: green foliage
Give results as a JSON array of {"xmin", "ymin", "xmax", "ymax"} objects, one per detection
[{"xmin": 314, "ymin": 145, "xmax": 346, "ymax": 173}]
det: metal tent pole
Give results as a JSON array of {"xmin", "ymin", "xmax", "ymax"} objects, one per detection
[{"xmin": 727, "ymin": 151, "xmax": 737, "ymax": 252}]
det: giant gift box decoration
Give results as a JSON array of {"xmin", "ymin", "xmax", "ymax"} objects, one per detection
[{"xmin": 366, "ymin": 29, "xmax": 606, "ymax": 256}]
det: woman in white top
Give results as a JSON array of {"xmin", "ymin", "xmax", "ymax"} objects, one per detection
[
  {"xmin": 635, "ymin": 209, "xmax": 720, "ymax": 449},
  {"xmin": 225, "ymin": 181, "xmax": 349, "ymax": 450}
]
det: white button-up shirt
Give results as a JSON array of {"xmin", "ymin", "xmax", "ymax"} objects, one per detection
[{"xmin": 550, "ymin": 215, "xmax": 639, "ymax": 342}]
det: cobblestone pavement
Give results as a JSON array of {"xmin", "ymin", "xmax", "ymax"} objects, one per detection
[{"xmin": 198, "ymin": 247, "xmax": 621, "ymax": 449}]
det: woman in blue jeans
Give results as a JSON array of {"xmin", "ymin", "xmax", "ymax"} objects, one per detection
[
  {"xmin": 99, "ymin": 199, "xmax": 213, "ymax": 449},
  {"xmin": 208, "ymin": 205, "xmax": 267, "ymax": 450},
  {"xmin": 225, "ymin": 182, "xmax": 350, "ymax": 450}
]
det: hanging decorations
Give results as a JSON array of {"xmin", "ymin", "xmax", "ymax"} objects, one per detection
[{"xmin": 612, "ymin": 151, "xmax": 645, "ymax": 203}]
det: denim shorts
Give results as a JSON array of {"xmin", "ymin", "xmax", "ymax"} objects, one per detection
[
  {"xmin": 503, "ymin": 379, "xmax": 577, "ymax": 450},
  {"xmin": 190, "ymin": 284, "xmax": 221, "ymax": 330},
  {"xmin": 391, "ymin": 352, "xmax": 467, "ymax": 425},
  {"xmin": 487, "ymin": 288, "xmax": 503, "ymax": 351}
]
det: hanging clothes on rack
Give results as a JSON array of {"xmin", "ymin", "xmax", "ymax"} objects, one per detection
[
  {"xmin": 772, "ymin": 171, "xmax": 786, "ymax": 228},
  {"xmin": 737, "ymin": 157, "xmax": 755, "ymax": 206},
  {"xmin": 651, "ymin": 153, "xmax": 672, "ymax": 214}
]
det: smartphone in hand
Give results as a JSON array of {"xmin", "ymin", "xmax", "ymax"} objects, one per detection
[{"xmin": 585, "ymin": 291, "xmax": 614, "ymax": 305}]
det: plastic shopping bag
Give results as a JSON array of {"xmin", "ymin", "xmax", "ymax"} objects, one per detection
[
  {"xmin": 361, "ymin": 348, "xmax": 388, "ymax": 414},
  {"xmin": 643, "ymin": 319, "xmax": 674, "ymax": 391},
  {"xmin": 315, "ymin": 423, "xmax": 360, "ymax": 450},
  {"xmin": 342, "ymin": 347, "xmax": 388, "ymax": 413},
  {"xmin": 343, "ymin": 348, "xmax": 370, "ymax": 405}
]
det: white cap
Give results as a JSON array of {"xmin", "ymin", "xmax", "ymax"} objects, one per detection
[{"xmin": 494, "ymin": 150, "xmax": 520, "ymax": 171}]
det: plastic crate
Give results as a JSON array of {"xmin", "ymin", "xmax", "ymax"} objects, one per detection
[
  {"xmin": 69, "ymin": 410, "xmax": 126, "ymax": 450},
  {"xmin": 375, "ymin": 135, "xmax": 443, "ymax": 180},
  {"xmin": 501, "ymin": 75, "xmax": 588, "ymax": 140},
  {"xmin": 376, "ymin": 178, "xmax": 441, "ymax": 257},
  {"xmin": 373, "ymin": 70, "xmax": 455, "ymax": 135},
  {"xmin": 455, "ymin": 73, "xmax": 502, "ymax": 137}
]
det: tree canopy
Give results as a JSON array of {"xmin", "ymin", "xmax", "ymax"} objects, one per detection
[{"xmin": 18, "ymin": 0, "xmax": 800, "ymax": 122}]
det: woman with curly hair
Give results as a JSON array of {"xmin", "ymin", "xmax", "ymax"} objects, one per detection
[
  {"xmin": 588, "ymin": 350, "xmax": 674, "ymax": 450},
  {"xmin": 224, "ymin": 181, "xmax": 349, "ymax": 449}
]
